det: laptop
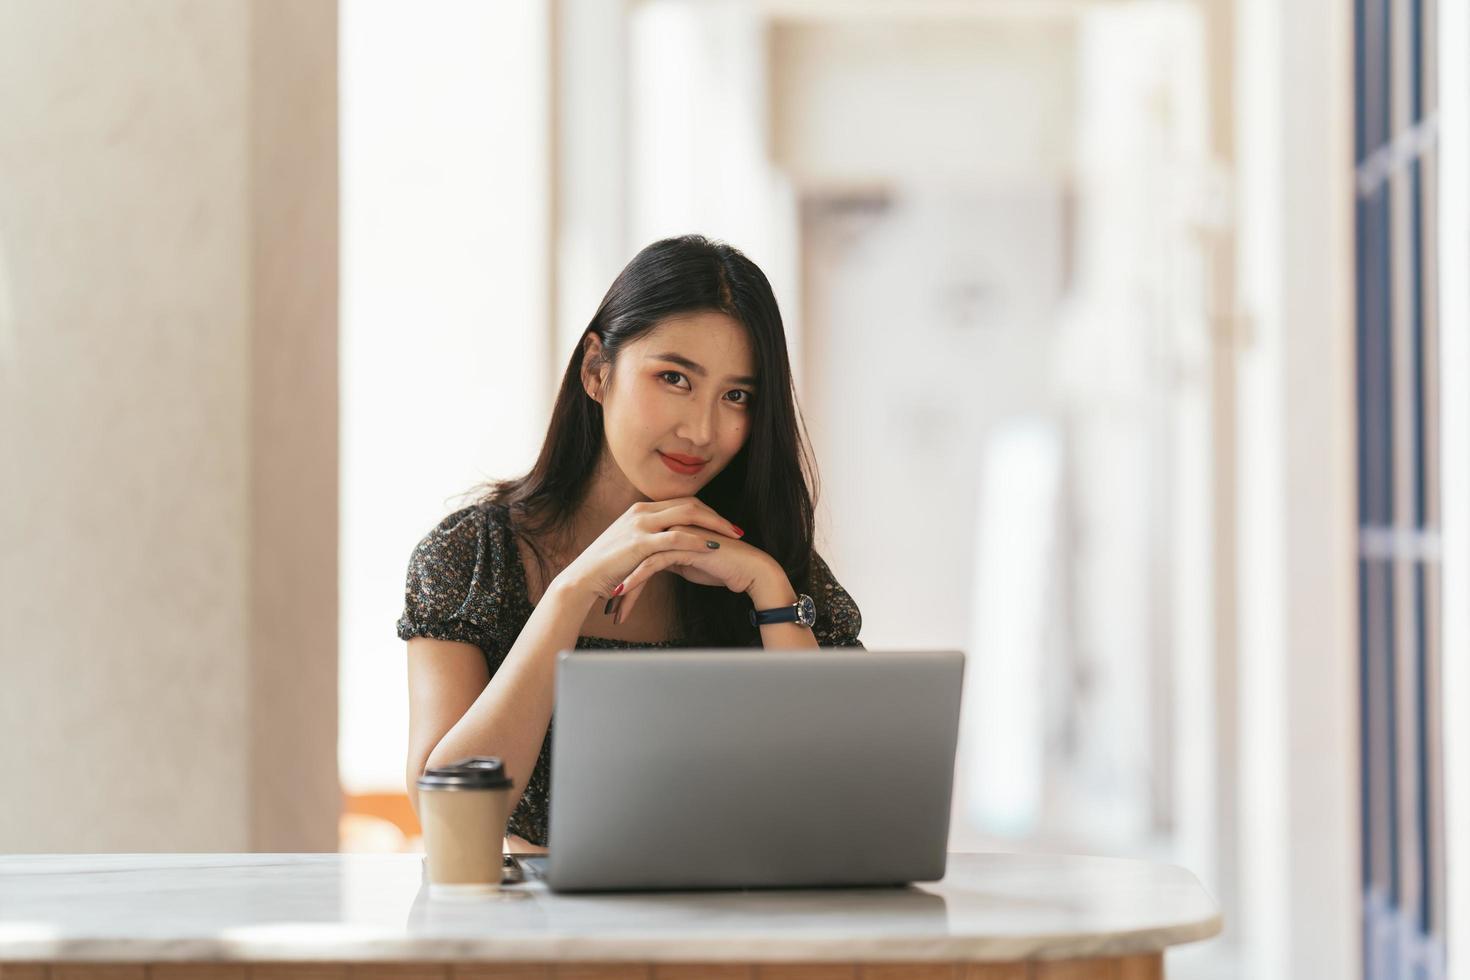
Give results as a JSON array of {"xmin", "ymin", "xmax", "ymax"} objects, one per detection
[{"xmin": 514, "ymin": 648, "xmax": 965, "ymax": 893}]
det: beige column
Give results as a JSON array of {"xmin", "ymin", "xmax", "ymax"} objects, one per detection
[
  {"xmin": 0, "ymin": 0, "xmax": 338, "ymax": 852},
  {"xmin": 246, "ymin": 0, "xmax": 340, "ymax": 854}
]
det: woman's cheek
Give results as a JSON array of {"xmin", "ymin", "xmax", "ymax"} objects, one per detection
[
  {"xmin": 629, "ymin": 385, "xmax": 668, "ymax": 435},
  {"xmin": 725, "ymin": 420, "xmax": 748, "ymax": 453}
]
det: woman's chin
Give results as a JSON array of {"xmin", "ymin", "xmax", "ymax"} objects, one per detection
[{"xmin": 640, "ymin": 467, "xmax": 707, "ymax": 497}]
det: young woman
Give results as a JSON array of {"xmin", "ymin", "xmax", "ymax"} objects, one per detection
[{"xmin": 397, "ymin": 234, "xmax": 863, "ymax": 854}]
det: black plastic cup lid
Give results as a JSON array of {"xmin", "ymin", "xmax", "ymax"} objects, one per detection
[{"xmin": 416, "ymin": 756, "xmax": 513, "ymax": 791}]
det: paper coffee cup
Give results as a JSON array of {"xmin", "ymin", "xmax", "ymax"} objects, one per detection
[{"xmin": 416, "ymin": 756, "xmax": 514, "ymax": 898}]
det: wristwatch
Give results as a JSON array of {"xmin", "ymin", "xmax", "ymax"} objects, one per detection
[{"xmin": 749, "ymin": 593, "xmax": 817, "ymax": 628}]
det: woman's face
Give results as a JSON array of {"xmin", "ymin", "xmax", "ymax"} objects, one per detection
[{"xmin": 586, "ymin": 311, "xmax": 758, "ymax": 500}]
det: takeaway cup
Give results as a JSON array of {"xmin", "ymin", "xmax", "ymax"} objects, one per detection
[{"xmin": 416, "ymin": 756, "xmax": 514, "ymax": 898}]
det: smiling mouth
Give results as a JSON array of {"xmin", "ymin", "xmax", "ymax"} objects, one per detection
[{"xmin": 658, "ymin": 451, "xmax": 708, "ymax": 474}]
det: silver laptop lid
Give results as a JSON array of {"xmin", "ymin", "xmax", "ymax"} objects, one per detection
[{"xmin": 546, "ymin": 649, "xmax": 965, "ymax": 892}]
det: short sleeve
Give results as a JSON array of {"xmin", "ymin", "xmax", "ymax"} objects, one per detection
[
  {"xmin": 395, "ymin": 505, "xmax": 503, "ymax": 654},
  {"xmin": 807, "ymin": 551, "xmax": 865, "ymax": 649}
]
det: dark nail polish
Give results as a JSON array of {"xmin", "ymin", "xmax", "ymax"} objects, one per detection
[
  {"xmin": 706, "ymin": 540, "xmax": 720, "ymax": 549},
  {"xmin": 604, "ymin": 597, "xmax": 615, "ymax": 615}
]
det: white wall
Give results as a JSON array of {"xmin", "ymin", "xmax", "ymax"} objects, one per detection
[
  {"xmin": 769, "ymin": 18, "xmax": 1076, "ymax": 188},
  {"xmin": 555, "ymin": 0, "xmax": 631, "ymax": 358},
  {"xmin": 1233, "ymin": 0, "xmax": 1359, "ymax": 974}
]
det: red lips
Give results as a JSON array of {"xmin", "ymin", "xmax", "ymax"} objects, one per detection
[{"xmin": 658, "ymin": 451, "xmax": 707, "ymax": 475}]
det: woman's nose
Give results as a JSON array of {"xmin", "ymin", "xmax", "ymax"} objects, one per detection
[{"xmin": 678, "ymin": 401, "xmax": 717, "ymax": 447}]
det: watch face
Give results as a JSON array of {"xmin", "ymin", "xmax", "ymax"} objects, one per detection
[{"xmin": 796, "ymin": 593, "xmax": 817, "ymax": 627}]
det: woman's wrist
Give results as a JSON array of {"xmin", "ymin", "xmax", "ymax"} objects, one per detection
[
  {"xmin": 746, "ymin": 562, "xmax": 798, "ymax": 610},
  {"xmin": 544, "ymin": 572, "xmax": 600, "ymax": 616}
]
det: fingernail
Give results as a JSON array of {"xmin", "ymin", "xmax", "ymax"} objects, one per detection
[
  {"xmin": 612, "ymin": 582, "xmax": 625, "ymax": 596},
  {"xmin": 731, "ymin": 524, "xmax": 744, "ymax": 537},
  {"xmin": 604, "ymin": 597, "xmax": 615, "ymax": 615},
  {"xmin": 706, "ymin": 540, "xmax": 720, "ymax": 549}
]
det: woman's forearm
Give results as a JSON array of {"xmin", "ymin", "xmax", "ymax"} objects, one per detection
[{"xmin": 423, "ymin": 575, "xmax": 597, "ymax": 817}]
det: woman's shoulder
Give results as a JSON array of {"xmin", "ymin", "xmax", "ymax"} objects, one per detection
[
  {"xmin": 426, "ymin": 498, "xmax": 516, "ymax": 540},
  {"xmin": 395, "ymin": 500, "xmax": 524, "ymax": 650},
  {"xmin": 406, "ymin": 501, "xmax": 514, "ymax": 584}
]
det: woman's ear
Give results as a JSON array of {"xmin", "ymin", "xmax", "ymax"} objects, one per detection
[{"xmin": 581, "ymin": 333, "xmax": 608, "ymax": 402}]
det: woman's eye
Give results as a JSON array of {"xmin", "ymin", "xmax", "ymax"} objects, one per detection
[{"xmin": 658, "ymin": 371, "xmax": 750, "ymax": 405}]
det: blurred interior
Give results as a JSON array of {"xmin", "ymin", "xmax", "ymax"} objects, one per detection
[{"xmin": 1, "ymin": 2, "xmax": 1465, "ymax": 979}]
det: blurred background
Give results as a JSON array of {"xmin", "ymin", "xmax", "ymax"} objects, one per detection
[{"xmin": 1, "ymin": 1, "xmax": 1465, "ymax": 978}]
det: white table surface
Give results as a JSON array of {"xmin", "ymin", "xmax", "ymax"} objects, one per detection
[{"xmin": 0, "ymin": 852, "xmax": 1222, "ymax": 964}]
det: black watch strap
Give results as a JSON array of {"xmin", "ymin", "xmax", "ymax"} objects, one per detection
[{"xmin": 749, "ymin": 593, "xmax": 816, "ymax": 628}]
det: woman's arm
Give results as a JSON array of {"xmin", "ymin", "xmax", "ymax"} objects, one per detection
[
  {"xmin": 405, "ymin": 637, "xmax": 489, "ymax": 817},
  {"xmin": 407, "ymin": 577, "xmax": 599, "ymax": 820}
]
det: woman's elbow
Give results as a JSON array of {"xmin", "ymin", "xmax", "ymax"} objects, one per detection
[{"xmin": 405, "ymin": 765, "xmax": 427, "ymax": 820}]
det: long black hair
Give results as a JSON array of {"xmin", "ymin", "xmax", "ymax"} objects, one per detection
[{"xmin": 474, "ymin": 234, "xmax": 820, "ymax": 647}]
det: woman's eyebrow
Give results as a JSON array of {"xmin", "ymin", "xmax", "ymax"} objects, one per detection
[{"xmin": 649, "ymin": 351, "xmax": 757, "ymax": 386}]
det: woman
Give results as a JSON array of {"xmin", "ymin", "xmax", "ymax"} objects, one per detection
[{"xmin": 397, "ymin": 234, "xmax": 863, "ymax": 853}]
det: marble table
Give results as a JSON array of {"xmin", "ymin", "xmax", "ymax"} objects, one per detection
[{"xmin": 0, "ymin": 852, "xmax": 1221, "ymax": 979}]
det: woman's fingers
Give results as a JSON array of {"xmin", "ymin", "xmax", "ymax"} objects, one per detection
[
  {"xmin": 613, "ymin": 581, "xmax": 643, "ymax": 625},
  {"xmin": 641, "ymin": 497, "xmax": 743, "ymax": 539},
  {"xmin": 618, "ymin": 527, "xmax": 729, "ymax": 614},
  {"xmin": 614, "ymin": 550, "xmax": 700, "ymax": 623},
  {"xmin": 651, "ymin": 526, "xmax": 730, "ymax": 554},
  {"xmin": 614, "ymin": 551, "xmax": 682, "ymax": 622}
]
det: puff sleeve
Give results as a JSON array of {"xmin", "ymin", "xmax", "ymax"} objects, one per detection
[
  {"xmin": 806, "ymin": 551, "xmax": 865, "ymax": 648},
  {"xmin": 395, "ymin": 505, "xmax": 503, "ymax": 656}
]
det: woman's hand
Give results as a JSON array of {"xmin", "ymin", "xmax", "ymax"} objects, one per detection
[
  {"xmin": 608, "ymin": 524, "xmax": 781, "ymax": 625},
  {"xmin": 556, "ymin": 496, "xmax": 746, "ymax": 604},
  {"xmin": 504, "ymin": 833, "xmax": 548, "ymax": 856}
]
